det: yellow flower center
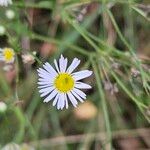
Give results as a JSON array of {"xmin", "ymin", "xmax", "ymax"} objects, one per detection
[
  {"xmin": 54, "ymin": 73, "xmax": 75, "ymax": 93},
  {"xmin": 3, "ymin": 48, "xmax": 14, "ymax": 62}
]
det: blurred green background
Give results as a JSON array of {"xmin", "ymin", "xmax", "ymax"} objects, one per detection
[{"xmin": 0, "ymin": 0, "xmax": 150, "ymax": 149}]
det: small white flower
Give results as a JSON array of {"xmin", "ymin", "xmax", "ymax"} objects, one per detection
[
  {"xmin": 37, "ymin": 55, "xmax": 93, "ymax": 110},
  {"xmin": 0, "ymin": 47, "xmax": 15, "ymax": 63},
  {"xmin": 0, "ymin": 101, "xmax": 7, "ymax": 113},
  {"xmin": 0, "ymin": 25, "xmax": 6, "ymax": 35},
  {"xmin": 5, "ymin": 9, "xmax": 15, "ymax": 19},
  {"xmin": 0, "ymin": 0, "xmax": 12, "ymax": 6}
]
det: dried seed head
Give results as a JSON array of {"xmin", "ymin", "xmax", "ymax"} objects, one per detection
[
  {"xmin": 131, "ymin": 68, "xmax": 140, "ymax": 78},
  {"xmin": 22, "ymin": 53, "xmax": 35, "ymax": 65},
  {"xmin": 104, "ymin": 81, "xmax": 119, "ymax": 95},
  {"xmin": 111, "ymin": 83, "xmax": 119, "ymax": 95},
  {"xmin": 104, "ymin": 81, "xmax": 113, "ymax": 90}
]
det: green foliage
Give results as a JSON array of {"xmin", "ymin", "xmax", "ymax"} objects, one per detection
[{"xmin": 0, "ymin": 0, "xmax": 149, "ymax": 149}]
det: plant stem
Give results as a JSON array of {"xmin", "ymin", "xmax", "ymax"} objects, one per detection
[{"xmin": 91, "ymin": 59, "xmax": 112, "ymax": 149}]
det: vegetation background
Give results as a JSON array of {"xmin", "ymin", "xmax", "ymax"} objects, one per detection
[{"xmin": 0, "ymin": 0, "xmax": 150, "ymax": 149}]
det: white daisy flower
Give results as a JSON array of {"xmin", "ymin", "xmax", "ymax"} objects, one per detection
[
  {"xmin": 0, "ymin": 47, "xmax": 15, "ymax": 63},
  {"xmin": 0, "ymin": 0, "xmax": 12, "ymax": 6},
  {"xmin": 37, "ymin": 55, "xmax": 93, "ymax": 110}
]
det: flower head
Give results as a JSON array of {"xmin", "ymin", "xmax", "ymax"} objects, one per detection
[
  {"xmin": 0, "ymin": 0, "xmax": 12, "ymax": 6},
  {"xmin": 37, "ymin": 55, "xmax": 93, "ymax": 110},
  {"xmin": 0, "ymin": 47, "xmax": 15, "ymax": 63}
]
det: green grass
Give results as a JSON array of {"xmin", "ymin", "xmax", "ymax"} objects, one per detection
[{"xmin": 0, "ymin": 0, "xmax": 150, "ymax": 149}]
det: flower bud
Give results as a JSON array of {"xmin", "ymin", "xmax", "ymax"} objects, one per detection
[
  {"xmin": 0, "ymin": 101, "xmax": 7, "ymax": 113},
  {"xmin": 5, "ymin": 9, "xmax": 15, "ymax": 19},
  {"xmin": 0, "ymin": 25, "xmax": 6, "ymax": 35}
]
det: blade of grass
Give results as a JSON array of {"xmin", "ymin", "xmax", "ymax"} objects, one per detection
[
  {"xmin": 13, "ymin": 107, "xmax": 25, "ymax": 143},
  {"xmin": 48, "ymin": 108, "xmax": 68, "ymax": 150},
  {"xmin": 78, "ymin": 119, "xmax": 96, "ymax": 150},
  {"xmin": 103, "ymin": 58, "xmax": 150, "ymax": 123},
  {"xmin": 91, "ymin": 58, "xmax": 112, "ymax": 149},
  {"xmin": 65, "ymin": 13, "xmax": 100, "ymax": 53},
  {"xmin": 131, "ymin": 6, "xmax": 150, "ymax": 22},
  {"xmin": 30, "ymin": 33, "xmax": 89, "ymax": 57},
  {"xmin": 106, "ymin": 6, "xmax": 150, "ymax": 94}
]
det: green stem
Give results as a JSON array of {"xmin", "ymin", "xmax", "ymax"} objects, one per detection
[
  {"xmin": 15, "ymin": 55, "xmax": 19, "ymax": 101},
  {"xmin": 91, "ymin": 59, "xmax": 112, "ymax": 149},
  {"xmin": 103, "ymin": 58, "xmax": 147, "ymax": 109},
  {"xmin": 66, "ymin": 16, "xmax": 100, "ymax": 52},
  {"xmin": 13, "ymin": 107, "xmax": 25, "ymax": 143},
  {"xmin": 30, "ymin": 33, "xmax": 89, "ymax": 57},
  {"xmin": 106, "ymin": 7, "xmax": 150, "ymax": 94}
]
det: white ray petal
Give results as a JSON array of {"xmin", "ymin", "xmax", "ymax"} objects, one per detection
[
  {"xmin": 59, "ymin": 55, "xmax": 68, "ymax": 72},
  {"xmin": 43, "ymin": 62, "xmax": 57, "ymax": 77},
  {"xmin": 38, "ymin": 84, "xmax": 52, "ymax": 89},
  {"xmin": 53, "ymin": 94, "xmax": 59, "ymax": 106},
  {"xmin": 39, "ymin": 86, "xmax": 55, "ymax": 97},
  {"xmin": 60, "ymin": 94, "xmax": 65, "ymax": 110},
  {"xmin": 38, "ymin": 82, "xmax": 47, "ymax": 86},
  {"xmin": 71, "ymin": 90, "xmax": 84, "ymax": 102},
  {"xmin": 67, "ymin": 58, "xmax": 80, "ymax": 73},
  {"xmin": 38, "ymin": 82, "xmax": 49, "ymax": 86},
  {"xmin": 38, "ymin": 74, "xmax": 50, "ymax": 80},
  {"xmin": 57, "ymin": 95, "xmax": 61, "ymax": 110},
  {"xmin": 72, "ymin": 70, "xmax": 92, "ymax": 81},
  {"xmin": 75, "ymin": 82, "xmax": 92, "ymax": 89},
  {"xmin": 64, "ymin": 58, "xmax": 68, "ymax": 72},
  {"xmin": 64, "ymin": 94, "xmax": 68, "ymax": 109},
  {"xmin": 38, "ymin": 73, "xmax": 54, "ymax": 82},
  {"xmin": 67, "ymin": 92, "xmax": 78, "ymax": 107},
  {"xmin": 73, "ymin": 88, "xmax": 86, "ymax": 99},
  {"xmin": 54, "ymin": 59, "xmax": 60, "ymax": 73},
  {"xmin": 39, "ymin": 86, "xmax": 54, "ymax": 93},
  {"xmin": 38, "ymin": 81, "xmax": 52, "ymax": 86},
  {"xmin": 37, "ymin": 68, "xmax": 52, "ymax": 79},
  {"xmin": 38, "ymin": 78, "xmax": 53, "ymax": 83},
  {"xmin": 37, "ymin": 68, "xmax": 50, "ymax": 76},
  {"xmin": 43, "ymin": 89, "xmax": 58, "ymax": 103},
  {"xmin": 57, "ymin": 93, "xmax": 65, "ymax": 110},
  {"xmin": 59, "ymin": 55, "xmax": 65, "ymax": 72}
]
